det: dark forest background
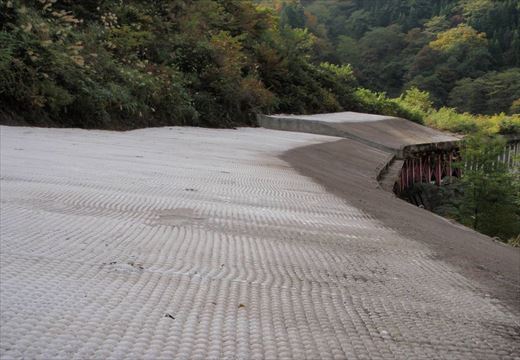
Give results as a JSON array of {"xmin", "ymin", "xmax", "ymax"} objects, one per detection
[{"xmin": 268, "ymin": 0, "xmax": 520, "ymax": 115}]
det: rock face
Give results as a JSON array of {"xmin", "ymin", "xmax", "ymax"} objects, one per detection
[{"xmin": 1, "ymin": 125, "xmax": 518, "ymax": 359}]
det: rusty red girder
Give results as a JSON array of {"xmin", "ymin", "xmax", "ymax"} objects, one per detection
[
  {"xmin": 395, "ymin": 137, "xmax": 518, "ymax": 193},
  {"xmin": 397, "ymin": 150, "xmax": 460, "ymax": 193}
]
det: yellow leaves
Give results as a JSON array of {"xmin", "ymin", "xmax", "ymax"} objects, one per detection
[
  {"xmin": 26, "ymin": 49, "xmax": 39, "ymax": 62},
  {"xmin": 320, "ymin": 62, "xmax": 354, "ymax": 81},
  {"xmin": 209, "ymin": 31, "xmax": 246, "ymax": 76},
  {"xmin": 398, "ymin": 87, "xmax": 433, "ymax": 113},
  {"xmin": 51, "ymin": 10, "xmax": 81, "ymax": 25},
  {"xmin": 38, "ymin": 22, "xmax": 50, "ymax": 34},
  {"xmin": 104, "ymin": 40, "xmax": 116, "ymax": 50},
  {"xmin": 38, "ymin": 0, "xmax": 57, "ymax": 12},
  {"xmin": 101, "ymin": 12, "xmax": 118, "ymax": 29},
  {"xmin": 68, "ymin": 42, "xmax": 84, "ymax": 51},
  {"xmin": 134, "ymin": 59, "xmax": 150, "ymax": 71},
  {"xmin": 429, "ymin": 24, "xmax": 487, "ymax": 53},
  {"xmin": 424, "ymin": 107, "xmax": 519, "ymax": 135},
  {"xmin": 67, "ymin": 42, "xmax": 85, "ymax": 67},
  {"xmin": 481, "ymin": 113, "xmax": 520, "ymax": 134},
  {"xmin": 70, "ymin": 55, "xmax": 84, "ymax": 67},
  {"xmin": 31, "ymin": 94, "xmax": 46, "ymax": 108},
  {"xmin": 21, "ymin": 23, "xmax": 33, "ymax": 33},
  {"xmin": 461, "ymin": 0, "xmax": 493, "ymax": 18}
]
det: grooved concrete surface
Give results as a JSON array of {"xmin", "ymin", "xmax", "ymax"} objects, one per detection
[
  {"xmin": 0, "ymin": 126, "xmax": 518, "ymax": 359},
  {"xmin": 266, "ymin": 112, "xmax": 395, "ymax": 123},
  {"xmin": 261, "ymin": 113, "xmax": 459, "ymax": 151}
]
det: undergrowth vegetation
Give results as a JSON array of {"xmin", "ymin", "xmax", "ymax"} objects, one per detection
[
  {"xmin": 393, "ymin": 88, "xmax": 520, "ymax": 135},
  {"xmin": 0, "ymin": 0, "xmax": 362, "ymax": 129}
]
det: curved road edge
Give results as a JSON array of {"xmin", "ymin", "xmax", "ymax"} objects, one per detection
[{"xmin": 281, "ymin": 138, "xmax": 520, "ymax": 316}]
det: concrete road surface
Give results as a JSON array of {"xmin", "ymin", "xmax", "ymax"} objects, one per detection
[{"xmin": 0, "ymin": 125, "xmax": 518, "ymax": 359}]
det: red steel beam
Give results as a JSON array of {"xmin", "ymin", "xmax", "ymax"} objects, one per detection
[
  {"xmin": 448, "ymin": 152, "xmax": 453, "ymax": 183},
  {"xmin": 412, "ymin": 158, "xmax": 415, "ymax": 184},
  {"xmin": 419, "ymin": 157, "xmax": 422, "ymax": 183},
  {"xmin": 436, "ymin": 154, "xmax": 442, "ymax": 185},
  {"xmin": 428, "ymin": 155, "xmax": 432, "ymax": 183}
]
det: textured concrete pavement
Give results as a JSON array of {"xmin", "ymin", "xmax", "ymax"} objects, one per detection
[
  {"xmin": 258, "ymin": 112, "xmax": 460, "ymax": 155},
  {"xmin": 0, "ymin": 126, "xmax": 519, "ymax": 359}
]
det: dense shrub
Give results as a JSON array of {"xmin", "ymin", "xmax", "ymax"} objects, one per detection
[
  {"xmin": 448, "ymin": 69, "xmax": 520, "ymax": 115},
  {"xmin": 354, "ymin": 88, "xmax": 423, "ymax": 123},
  {"xmin": 0, "ymin": 0, "xmax": 369, "ymax": 129},
  {"xmin": 498, "ymin": 116, "xmax": 520, "ymax": 134},
  {"xmin": 2, "ymin": 0, "xmax": 519, "ymax": 133},
  {"xmin": 424, "ymin": 108, "xmax": 479, "ymax": 134},
  {"xmin": 424, "ymin": 108, "xmax": 520, "ymax": 135}
]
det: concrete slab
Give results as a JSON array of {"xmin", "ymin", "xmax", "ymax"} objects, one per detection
[
  {"xmin": 269, "ymin": 111, "xmax": 396, "ymax": 123},
  {"xmin": 259, "ymin": 113, "xmax": 461, "ymax": 156},
  {"xmin": 1, "ymin": 125, "xmax": 518, "ymax": 359}
]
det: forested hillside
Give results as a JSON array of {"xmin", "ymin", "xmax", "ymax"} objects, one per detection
[
  {"xmin": 267, "ymin": 0, "xmax": 520, "ymax": 115},
  {"xmin": 1, "ymin": 0, "xmax": 370, "ymax": 129},
  {"xmin": 1, "ymin": 0, "xmax": 519, "ymax": 130}
]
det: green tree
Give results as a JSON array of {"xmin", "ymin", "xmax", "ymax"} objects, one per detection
[
  {"xmin": 285, "ymin": 0, "xmax": 519, "ymax": 113},
  {"xmin": 279, "ymin": 0, "xmax": 306, "ymax": 29},
  {"xmin": 448, "ymin": 69, "xmax": 520, "ymax": 115},
  {"xmin": 458, "ymin": 133, "xmax": 520, "ymax": 240},
  {"xmin": 336, "ymin": 35, "xmax": 360, "ymax": 66},
  {"xmin": 407, "ymin": 24, "xmax": 491, "ymax": 105},
  {"xmin": 398, "ymin": 87, "xmax": 433, "ymax": 113},
  {"xmin": 357, "ymin": 25, "xmax": 406, "ymax": 95}
]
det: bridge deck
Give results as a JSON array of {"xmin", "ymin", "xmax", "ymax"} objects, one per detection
[
  {"xmin": 259, "ymin": 112, "xmax": 460, "ymax": 156},
  {"xmin": 1, "ymin": 125, "xmax": 518, "ymax": 359}
]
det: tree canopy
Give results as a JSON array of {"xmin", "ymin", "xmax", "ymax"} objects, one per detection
[
  {"xmin": 0, "ymin": 0, "xmax": 361, "ymax": 129},
  {"xmin": 264, "ymin": 0, "xmax": 520, "ymax": 115}
]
